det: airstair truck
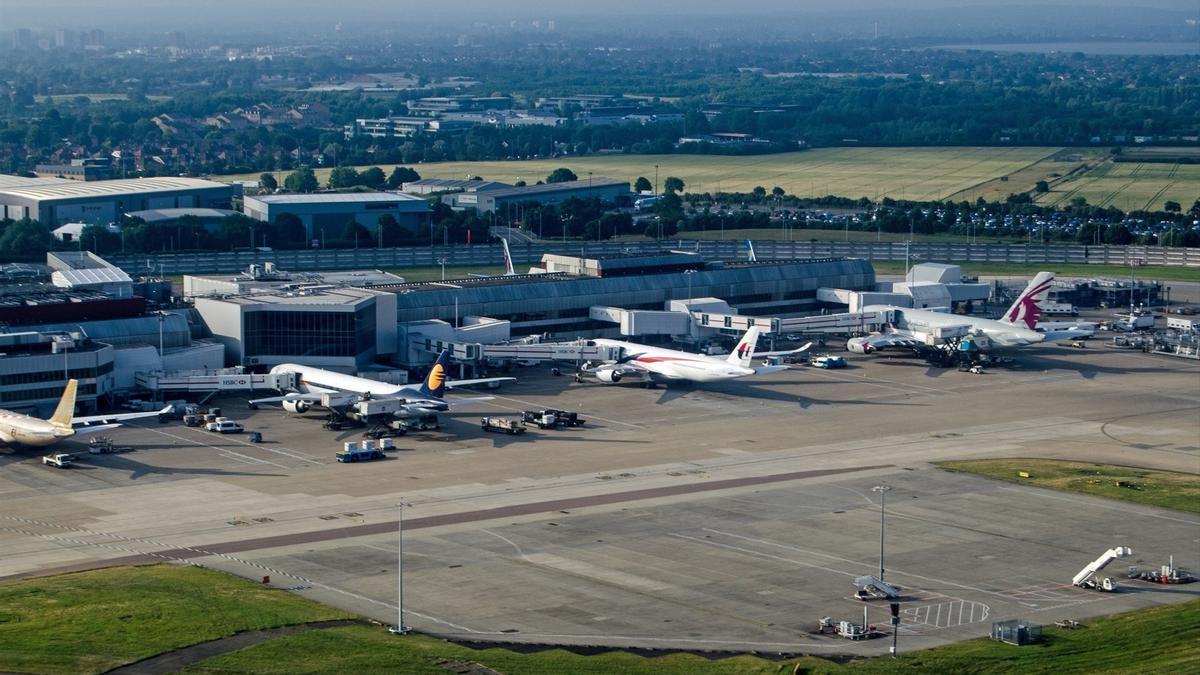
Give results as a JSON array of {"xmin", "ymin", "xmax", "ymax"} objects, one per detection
[{"xmin": 1073, "ymin": 546, "xmax": 1133, "ymax": 591}]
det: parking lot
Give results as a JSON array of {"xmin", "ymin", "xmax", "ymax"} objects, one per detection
[{"xmin": 1, "ymin": 340, "xmax": 1197, "ymax": 654}]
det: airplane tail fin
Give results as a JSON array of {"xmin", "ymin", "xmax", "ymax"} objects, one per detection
[
  {"xmin": 726, "ymin": 326, "xmax": 761, "ymax": 368},
  {"xmin": 1001, "ymin": 271, "xmax": 1055, "ymax": 330},
  {"xmin": 746, "ymin": 240, "xmax": 757, "ymax": 262},
  {"xmin": 501, "ymin": 239, "xmax": 515, "ymax": 276},
  {"xmin": 418, "ymin": 351, "xmax": 451, "ymax": 399},
  {"xmin": 49, "ymin": 379, "xmax": 78, "ymax": 428}
]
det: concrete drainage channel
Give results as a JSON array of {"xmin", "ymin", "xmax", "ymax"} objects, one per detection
[{"xmin": 103, "ymin": 620, "xmax": 362, "ymax": 674}]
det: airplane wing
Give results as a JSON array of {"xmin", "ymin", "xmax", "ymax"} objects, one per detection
[
  {"xmin": 758, "ymin": 342, "xmax": 813, "ymax": 357},
  {"xmin": 1043, "ymin": 328, "xmax": 1096, "ymax": 341},
  {"xmin": 446, "ymin": 376, "xmax": 516, "ymax": 389},
  {"xmin": 70, "ymin": 423, "xmax": 125, "ymax": 437},
  {"xmin": 72, "ymin": 406, "xmax": 170, "ymax": 427},
  {"xmin": 435, "ymin": 396, "xmax": 494, "ymax": 407},
  {"xmin": 847, "ymin": 333, "xmax": 925, "ymax": 354},
  {"xmin": 247, "ymin": 393, "xmax": 325, "ymax": 405}
]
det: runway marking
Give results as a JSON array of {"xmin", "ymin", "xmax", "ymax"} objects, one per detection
[
  {"xmin": 1, "ymin": 464, "xmax": 893, "ymax": 582},
  {"xmin": 483, "ymin": 393, "xmax": 646, "ymax": 430},
  {"xmin": 480, "ymin": 529, "xmax": 532, "ymax": 561},
  {"xmin": 135, "ymin": 427, "xmax": 291, "ymax": 470},
  {"xmin": 668, "ymin": 533, "xmax": 857, "ymax": 579}
]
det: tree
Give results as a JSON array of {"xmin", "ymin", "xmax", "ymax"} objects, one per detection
[
  {"xmin": 340, "ymin": 220, "xmax": 371, "ymax": 247},
  {"xmin": 386, "ymin": 166, "xmax": 421, "ymax": 189},
  {"xmin": 271, "ymin": 213, "xmax": 308, "ymax": 248},
  {"xmin": 752, "ymin": 185, "xmax": 767, "ymax": 199},
  {"xmin": 0, "ymin": 219, "xmax": 53, "ymax": 259},
  {"xmin": 546, "ymin": 167, "xmax": 578, "ymax": 184},
  {"xmin": 1035, "ymin": 180, "xmax": 1049, "ymax": 193},
  {"xmin": 327, "ymin": 166, "xmax": 360, "ymax": 189},
  {"xmin": 80, "ymin": 224, "xmax": 119, "ymax": 253},
  {"xmin": 377, "ymin": 214, "xmax": 405, "ymax": 247},
  {"xmin": 359, "ymin": 166, "xmax": 387, "ymax": 189},
  {"xmin": 1164, "ymin": 200, "xmax": 1181, "ymax": 213},
  {"xmin": 283, "ymin": 168, "xmax": 318, "ymax": 193},
  {"xmin": 634, "ymin": 176, "xmax": 653, "ymax": 193},
  {"xmin": 259, "ymin": 173, "xmax": 278, "ymax": 191},
  {"xmin": 663, "ymin": 176, "xmax": 685, "ymax": 194},
  {"xmin": 771, "ymin": 186, "xmax": 785, "ymax": 198}
]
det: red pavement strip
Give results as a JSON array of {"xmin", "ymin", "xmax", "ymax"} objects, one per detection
[{"xmin": 3, "ymin": 463, "xmax": 892, "ymax": 582}]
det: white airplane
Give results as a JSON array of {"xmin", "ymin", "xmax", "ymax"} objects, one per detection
[
  {"xmin": 847, "ymin": 272, "xmax": 1060, "ymax": 355},
  {"xmin": 249, "ymin": 350, "xmax": 512, "ymax": 414},
  {"xmin": 580, "ymin": 325, "xmax": 810, "ymax": 386},
  {"xmin": 0, "ymin": 380, "xmax": 168, "ymax": 447}
]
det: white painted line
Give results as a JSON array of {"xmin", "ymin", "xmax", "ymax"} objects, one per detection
[{"xmin": 137, "ymin": 427, "xmax": 290, "ymax": 470}]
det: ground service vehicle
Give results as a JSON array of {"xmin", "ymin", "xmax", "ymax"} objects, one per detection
[
  {"xmin": 522, "ymin": 409, "xmax": 585, "ymax": 429},
  {"xmin": 207, "ymin": 419, "xmax": 244, "ymax": 434},
  {"xmin": 335, "ymin": 446, "xmax": 386, "ymax": 463},
  {"xmin": 811, "ymin": 355, "xmax": 847, "ymax": 369},
  {"xmin": 482, "ymin": 417, "xmax": 526, "ymax": 435},
  {"xmin": 1041, "ymin": 302, "xmax": 1078, "ymax": 316},
  {"xmin": 42, "ymin": 453, "xmax": 74, "ymax": 468}
]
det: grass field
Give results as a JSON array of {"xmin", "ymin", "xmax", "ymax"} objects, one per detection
[
  {"xmin": 936, "ymin": 459, "xmax": 1200, "ymax": 514},
  {"xmin": 231, "ymin": 147, "xmax": 1062, "ymax": 201},
  {"xmin": 0, "ymin": 565, "xmax": 351, "ymax": 674},
  {"xmin": 1036, "ymin": 158, "xmax": 1200, "ymax": 211},
  {"xmin": 620, "ymin": 228, "xmax": 1028, "ymax": 245},
  {"xmin": 189, "ymin": 601, "xmax": 1200, "ymax": 674}
]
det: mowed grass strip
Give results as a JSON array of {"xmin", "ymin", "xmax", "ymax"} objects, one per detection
[
  {"xmin": 0, "ymin": 565, "xmax": 352, "ymax": 675},
  {"xmin": 186, "ymin": 601, "xmax": 1200, "ymax": 674},
  {"xmin": 227, "ymin": 147, "xmax": 1060, "ymax": 201},
  {"xmin": 936, "ymin": 459, "xmax": 1200, "ymax": 513}
]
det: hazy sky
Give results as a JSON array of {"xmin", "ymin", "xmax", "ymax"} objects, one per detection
[{"xmin": 2, "ymin": 1, "xmax": 1195, "ymax": 35}]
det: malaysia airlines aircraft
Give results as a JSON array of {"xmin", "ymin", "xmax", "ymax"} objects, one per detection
[
  {"xmin": 580, "ymin": 325, "xmax": 809, "ymax": 386},
  {"xmin": 249, "ymin": 350, "xmax": 512, "ymax": 414},
  {"xmin": 0, "ymin": 380, "xmax": 168, "ymax": 447},
  {"xmin": 846, "ymin": 272, "xmax": 1060, "ymax": 355}
]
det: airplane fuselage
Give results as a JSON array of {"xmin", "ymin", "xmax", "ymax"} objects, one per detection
[
  {"xmin": 870, "ymin": 306, "xmax": 1046, "ymax": 349},
  {"xmin": 270, "ymin": 364, "xmax": 449, "ymax": 410},
  {"xmin": 589, "ymin": 340, "xmax": 756, "ymax": 382},
  {"xmin": 0, "ymin": 409, "xmax": 73, "ymax": 446}
]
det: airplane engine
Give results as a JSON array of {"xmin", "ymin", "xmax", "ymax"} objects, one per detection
[
  {"xmin": 846, "ymin": 337, "xmax": 874, "ymax": 354},
  {"xmin": 595, "ymin": 370, "xmax": 622, "ymax": 383},
  {"xmin": 282, "ymin": 400, "xmax": 311, "ymax": 414}
]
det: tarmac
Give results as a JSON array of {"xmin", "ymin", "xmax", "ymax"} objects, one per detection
[{"xmin": 1, "ymin": 334, "xmax": 1198, "ymax": 656}]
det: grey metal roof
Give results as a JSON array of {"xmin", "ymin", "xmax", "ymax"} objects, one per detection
[
  {"xmin": 481, "ymin": 177, "xmax": 628, "ymax": 199},
  {"xmin": 401, "ymin": 179, "xmax": 511, "ymax": 192},
  {"xmin": 125, "ymin": 208, "xmax": 238, "ymax": 222},
  {"xmin": 247, "ymin": 191, "xmax": 428, "ymax": 205},
  {"xmin": 52, "ymin": 267, "xmax": 133, "ymax": 286},
  {"xmin": 0, "ymin": 174, "xmax": 74, "ymax": 189},
  {"xmin": 0, "ymin": 177, "xmax": 232, "ymax": 200}
]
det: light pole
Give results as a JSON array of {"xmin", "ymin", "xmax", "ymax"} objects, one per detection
[
  {"xmin": 872, "ymin": 484, "xmax": 891, "ymax": 581},
  {"xmin": 388, "ymin": 499, "xmax": 412, "ymax": 635},
  {"xmin": 437, "ymin": 257, "xmax": 447, "ymax": 282},
  {"xmin": 654, "ymin": 164, "xmax": 659, "ymax": 195},
  {"xmin": 158, "ymin": 311, "xmax": 165, "ymax": 357}
]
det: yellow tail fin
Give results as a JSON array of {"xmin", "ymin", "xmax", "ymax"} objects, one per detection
[{"xmin": 49, "ymin": 379, "xmax": 78, "ymax": 428}]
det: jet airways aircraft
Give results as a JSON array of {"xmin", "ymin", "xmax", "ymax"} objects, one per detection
[
  {"xmin": 249, "ymin": 350, "xmax": 512, "ymax": 414},
  {"xmin": 580, "ymin": 326, "xmax": 809, "ymax": 386},
  {"xmin": 846, "ymin": 272, "xmax": 1060, "ymax": 355},
  {"xmin": 0, "ymin": 379, "xmax": 168, "ymax": 447}
]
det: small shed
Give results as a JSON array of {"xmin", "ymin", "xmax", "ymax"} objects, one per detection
[{"xmin": 991, "ymin": 619, "xmax": 1042, "ymax": 645}]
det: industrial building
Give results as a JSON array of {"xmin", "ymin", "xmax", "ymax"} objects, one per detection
[
  {"xmin": 452, "ymin": 177, "xmax": 630, "ymax": 213},
  {"xmin": 48, "ymin": 251, "xmax": 134, "ymax": 298},
  {"xmin": 242, "ymin": 192, "xmax": 431, "ymax": 242},
  {"xmin": 0, "ymin": 175, "xmax": 240, "ymax": 226},
  {"xmin": 817, "ymin": 263, "xmax": 990, "ymax": 312},
  {"xmin": 400, "ymin": 179, "xmax": 512, "ymax": 196},
  {"xmin": 34, "ymin": 157, "xmax": 114, "ymax": 181}
]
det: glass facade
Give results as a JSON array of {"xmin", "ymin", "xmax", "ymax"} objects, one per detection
[
  {"xmin": 243, "ymin": 305, "xmax": 375, "ymax": 358},
  {"xmin": 0, "ymin": 362, "xmax": 113, "ymax": 386},
  {"xmin": 2, "ymin": 383, "xmax": 95, "ymax": 403}
]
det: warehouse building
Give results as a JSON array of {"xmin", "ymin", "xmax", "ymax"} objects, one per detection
[
  {"xmin": 454, "ymin": 177, "xmax": 630, "ymax": 213},
  {"xmin": 242, "ymin": 192, "xmax": 431, "ymax": 243},
  {"xmin": 0, "ymin": 176, "xmax": 239, "ymax": 226}
]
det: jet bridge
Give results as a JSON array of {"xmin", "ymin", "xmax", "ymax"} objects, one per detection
[
  {"xmin": 136, "ymin": 369, "xmax": 296, "ymax": 393},
  {"xmin": 410, "ymin": 337, "xmax": 625, "ymax": 364}
]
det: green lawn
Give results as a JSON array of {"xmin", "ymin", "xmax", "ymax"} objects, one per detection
[
  {"xmin": 869, "ymin": 261, "xmax": 1200, "ymax": 282},
  {"xmin": 0, "ymin": 565, "xmax": 352, "ymax": 674},
  {"xmin": 225, "ymin": 147, "xmax": 1061, "ymax": 202},
  {"xmin": 386, "ymin": 264, "xmax": 509, "ymax": 282},
  {"xmin": 189, "ymin": 601, "xmax": 1200, "ymax": 674},
  {"xmin": 937, "ymin": 459, "xmax": 1200, "ymax": 514},
  {"xmin": 621, "ymin": 227, "xmax": 1027, "ymax": 245}
]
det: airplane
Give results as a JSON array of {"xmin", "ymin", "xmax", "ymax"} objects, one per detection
[
  {"xmin": 0, "ymin": 379, "xmax": 169, "ymax": 447},
  {"xmin": 248, "ymin": 350, "xmax": 513, "ymax": 414},
  {"xmin": 846, "ymin": 272, "xmax": 1060, "ymax": 356},
  {"xmin": 578, "ymin": 325, "xmax": 810, "ymax": 387}
]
